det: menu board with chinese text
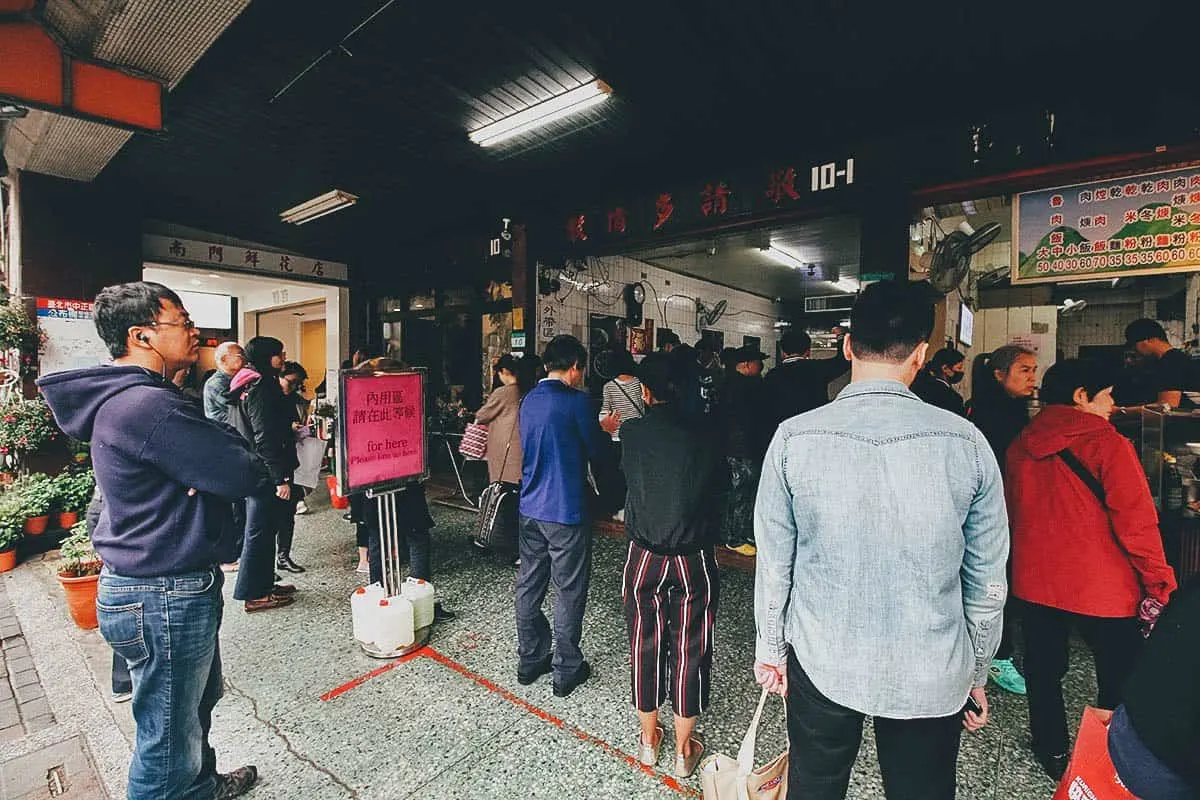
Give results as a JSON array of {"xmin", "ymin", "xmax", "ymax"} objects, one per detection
[{"xmin": 337, "ymin": 369, "xmax": 427, "ymax": 495}]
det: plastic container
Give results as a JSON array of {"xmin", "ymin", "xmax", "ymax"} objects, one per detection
[
  {"xmin": 375, "ymin": 596, "xmax": 415, "ymax": 651},
  {"xmin": 402, "ymin": 577, "xmax": 436, "ymax": 629},
  {"xmin": 350, "ymin": 583, "xmax": 386, "ymax": 643},
  {"xmin": 327, "ymin": 475, "xmax": 350, "ymax": 510}
]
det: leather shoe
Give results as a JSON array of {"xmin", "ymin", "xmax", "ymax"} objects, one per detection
[
  {"xmin": 553, "ymin": 661, "xmax": 591, "ymax": 698},
  {"xmin": 244, "ymin": 595, "xmax": 295, "ymax": 613},
  {"xmin": 517, "ymin": 655, "xmax": 552, "ymax": 686},
  {"xmin": 272, "ymin": 583, "xmax": 297, "ymax": 596},
  {"xmin": 433, "ymin": 602, "xmax": 456, "ymax": 623}
]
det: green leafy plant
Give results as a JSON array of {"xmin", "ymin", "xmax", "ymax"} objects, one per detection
[
  {"xmin": 11, "ymin": 473, "xmax": 55, "ymax": 518},
  {"xmin": 58, "ymin": 519, "xmax": 101, "ymax": 578},
  {"xmin": 0, "ymin": 493, "xmax": 24, "ymax": 552},
  {"xmin": 0, "ymin": 396, "xmax": 60, "ymax": 460},
  {"xmin": 52, "ymin": 469, "xmax": 94, "ymax": 514}
]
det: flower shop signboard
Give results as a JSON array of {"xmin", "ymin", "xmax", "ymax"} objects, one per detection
[
  {"xmin": 336, "ymin": 367, "xmax": 427, "ymax": 496},
  {"xmin": 1013, "ymin": 164, "xmax": 1200, "ymax": 284},
  {"xmin": 37, "ymin": 299, "xmax": 109, "ymax": 375}
]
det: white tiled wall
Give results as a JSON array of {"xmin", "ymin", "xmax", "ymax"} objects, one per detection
[{"xmin": 537, "ymin": 255, "xmax": 780, "ymax": 356}]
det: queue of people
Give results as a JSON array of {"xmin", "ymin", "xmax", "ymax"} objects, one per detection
[{"xmin": 29, "ymin": 278, "xmax": 1199, "ymax": 800}]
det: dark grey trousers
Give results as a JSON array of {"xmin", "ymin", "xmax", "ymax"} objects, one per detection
[{"xmin": 515, "ymin": 516, "xmax": 592, "ymax": 683}]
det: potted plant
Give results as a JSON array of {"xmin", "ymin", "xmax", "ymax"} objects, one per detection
[
  {"xmin": 12, "ymin": 473, "xmax": 54, "ymax": 534},
  {"xmin": 0, "ymin": 299, "xmax": 43, "ymax": 376},
  {"xmin": 0, "ymin": 396, "xmax": 60, "ymax": 470},
  {"xmin": 51, "ymin": 469, "xmax": 93, "ymax": 529},
  {"xmin": 0, "ymin": 494, "xmax": 22, "ymax": 573},
  {"xmin": 56, "ymin": 519, "xmax": 101, "ymax": 629}
]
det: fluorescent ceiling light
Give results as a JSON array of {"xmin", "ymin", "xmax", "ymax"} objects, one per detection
[
  {"xmin": 834, "ymin": 278, "xmax": 860, "ymax": 293},
  {"xmin": 469, "ymin": 79, "xmax": 612, "ymax": 148},
  {"xmin": 764, "ymin": 245, "xmax": 806, "ymax": 269},
  {"xmin": 280, "ymin": 189, "xmax": 358, "ymax": 225}
]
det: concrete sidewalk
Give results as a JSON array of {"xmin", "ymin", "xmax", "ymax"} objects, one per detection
[{"xmin": 0, "ymin": 499, "xmax": 1089, "ymax": 799}]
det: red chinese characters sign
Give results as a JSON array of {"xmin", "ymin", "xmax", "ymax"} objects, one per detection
[{"xmin": 339, "ymin": 371, "xmax": 427, "ymax": 492}]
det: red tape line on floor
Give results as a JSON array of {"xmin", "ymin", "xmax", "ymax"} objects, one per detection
[{"xmin": 321, "ymin": 645, "xmax": 701, "ymax": 797}]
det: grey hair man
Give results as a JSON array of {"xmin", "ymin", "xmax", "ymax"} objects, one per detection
[{"xmin": 203, "ymin": 342, "xmax": 246, "ymax": 425}]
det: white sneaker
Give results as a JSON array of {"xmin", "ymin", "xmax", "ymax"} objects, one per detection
[
  {"xmin": 613, "ymin": 509, "xmax": 625, "ymax": 522},
  {"xmin": 295, "ymin": 501, "xmax": 309, "ymax": 515}
]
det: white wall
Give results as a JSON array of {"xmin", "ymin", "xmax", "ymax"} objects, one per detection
[
  {"xmin": 971, "ymin": 305, "xmax": 1059, "ymax": 396},
  {"xmin": 538, "ymin": 254, "xmax": 780, "ymax": 357}
]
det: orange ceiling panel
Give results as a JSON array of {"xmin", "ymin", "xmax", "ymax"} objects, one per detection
[
  {"xmin": 0, "ymin": 22, "xmax": 64, "ymax": 107},
  {"xmin": 71, "ymin": 61, "xmax": 162, "ymax": 132}
]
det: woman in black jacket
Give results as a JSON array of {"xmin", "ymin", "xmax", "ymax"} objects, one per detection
[{"xmin": 229, "ymin": 337, "xmax": 299, "ymax": 613}]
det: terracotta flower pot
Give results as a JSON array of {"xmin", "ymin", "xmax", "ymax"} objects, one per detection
[
  {"xmin": 57, "ymin": 565, "xmax": 101, "ymax": 629},
  {"xmin": 0, "ymin": 549, "xmax": 15, "ymax": 573},
  {"xmin": 57, "ymin": 511, "xmax": 79, "ymax": 529},
  {"xmin": 24, "ymin": 515, "xmax": 49, "ymax": 535}
]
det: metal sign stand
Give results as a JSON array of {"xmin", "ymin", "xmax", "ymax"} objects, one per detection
[{"xmin": 358, "ymin": 487, "xmax": 431, "ymax": 659}]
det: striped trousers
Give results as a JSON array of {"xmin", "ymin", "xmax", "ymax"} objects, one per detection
[{"xmin": 622, "ymin": 541, "xmax": 719, "ymax": 718}]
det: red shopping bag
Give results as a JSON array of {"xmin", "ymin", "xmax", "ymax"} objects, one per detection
[{"xmin": 1051, "ymin": 707, "xmax": 1141, "ymax": 800}]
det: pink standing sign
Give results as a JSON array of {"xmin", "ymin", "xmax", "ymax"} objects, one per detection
[{"xmin": 340, "ymin": 371, "xmax": 426, "ymax": 491}]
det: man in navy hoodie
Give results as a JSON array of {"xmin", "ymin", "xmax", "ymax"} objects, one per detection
[
  {"xmin": 515, "ymin": 335, "xmax": 616, "ymax": 697},
  {"xmin": 39, "ymin": 282, "xmax": 269, "ymax": 800}
]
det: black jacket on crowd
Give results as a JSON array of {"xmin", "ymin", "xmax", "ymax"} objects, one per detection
[
  {"xmin": 228, "ymin": 368, "xmax": 299, "ymax": 486},
  {"xmin": 620, "ymin": 405, "xmax": 725, "ymax": 555},
  {"xmin": 763, "ymin": 352, "xmax": 850, "ymax": 428},
  {"xmin": 721, "ymin": 372, "xmax": 773, "ymax": 463},
  {"xmin": 911, "ymin": 370, "xmax": 966, "ymax": 417},
  {"xmin": 966, "ymin": 389, "xmax": 1029, "ymax": 467}
]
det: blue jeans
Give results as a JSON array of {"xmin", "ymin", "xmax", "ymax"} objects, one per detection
[
  {"xmin": 515, "ymin": 516, "xmax": 591, "ymax": 682},
  {"xmin": 234, "ymin": 492, "xmax": 282, "ymax": 601},
  {"xmin": 97, "ymin": 566, "xmax": 224, "ymax": 800}
]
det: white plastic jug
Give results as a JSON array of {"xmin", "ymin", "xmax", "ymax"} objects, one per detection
[
  {"xmin": 375, "ymin": 596, "xmax": 415, "ymax": 651},
  {"xmin": 402, "ymin": 577, "xmax": 436, "ymax": 629},
  {"xmin": 350, "ymin": 583, "xmax": 386, "ymax": 644}
]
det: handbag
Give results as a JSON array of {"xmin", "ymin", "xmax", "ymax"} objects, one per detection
[
  {"xmin": 459, "ymin": 421, "xmax": 488, "ymax": 461},
  {"xmin": 700, "ymin": 687, "xmax": 788, "ymax": 800},
  {"xmin": 473, "ymin": 423, "xmax": 518, "ymax": 549},
  {"xmin": 1051, "ymin": 707, "xmax": 1138, "ymax": 800}
]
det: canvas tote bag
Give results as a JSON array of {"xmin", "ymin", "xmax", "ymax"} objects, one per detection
[{"xmin": 700, "ymin": 687, "xmax": 788, "ymax": 800}]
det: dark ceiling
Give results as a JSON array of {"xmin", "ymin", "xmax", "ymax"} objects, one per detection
[{"xmin": 94, "ymin": 0, "xmax": 1198, "ymax": 282}]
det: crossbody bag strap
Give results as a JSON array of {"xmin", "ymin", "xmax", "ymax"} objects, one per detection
[
  {"xmin": 496, "ymin": 390, "xmax": 527, "ymax": 479},
  {"xmin": 1057, "ymin": 448, "xmax": 1106, "ymax": 505},
  {"xmin": 614, "ymin": 380, "xmax": 645, "ymax": 418}
]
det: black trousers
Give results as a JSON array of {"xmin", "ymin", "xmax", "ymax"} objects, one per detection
[
  {"xmin": 786, "ymin": 649, "xmax": 962, "ymax": 800},
  {"xmin": 1021, "ymin": 601, "xmax": 1143, "ymax": 757}
]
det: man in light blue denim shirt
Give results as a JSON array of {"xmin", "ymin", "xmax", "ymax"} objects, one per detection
[{"xmin": 753, "ymin": 280, "xmax": 1009, "ymax": 800}]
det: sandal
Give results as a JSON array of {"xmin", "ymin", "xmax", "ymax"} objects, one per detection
[{"xmin": 674, "ymin": 737, "xmax": 705, "ymax": 778}]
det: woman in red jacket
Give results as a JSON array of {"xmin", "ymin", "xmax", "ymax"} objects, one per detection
[{"xmin": 1006, "ymin": 359, "xmax": 1177, "ymax": 781}]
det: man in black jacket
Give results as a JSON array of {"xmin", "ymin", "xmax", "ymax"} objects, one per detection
[
  {"xmin": 721, "ymin": 345, "xmax": 773, "ymax": 555},
  {"xmin": 621, "ymin": 353, "xmax": 724, "ymax": 779},
  {"xmin": 910, "ymin": 347, "xmax": 967, "ymax": 416},
  {"xmin": 764, "ymin": 327, "xmax": 849, "ymax": 428}
]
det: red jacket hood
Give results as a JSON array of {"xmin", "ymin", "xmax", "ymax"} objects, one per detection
[{"xmin": 1013, "ymin": 404, "xmax": 1114, "ymax": 460}]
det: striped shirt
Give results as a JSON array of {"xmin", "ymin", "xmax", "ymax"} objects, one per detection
[{"xmin": 601, "ymin": 378, "xmax": 646, "ymax": 441}]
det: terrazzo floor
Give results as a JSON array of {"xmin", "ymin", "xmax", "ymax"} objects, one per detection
[{"xmin": 2, "ymin": 491, "xmax": 1104, "ymax": 799}]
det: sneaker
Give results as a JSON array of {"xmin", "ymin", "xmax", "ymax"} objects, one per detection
[
  {"xmin": 612, "ymin": 509, "xmax": 625, "ymax": 523},
  {"xmin": 276, "ymin": 555, "xmax": 306, "ymax": 574},
  {"xmin": 111, "ymin": 691, "xmax": 132, "ymax": 704},
  {"xmin": 214, "ymin": 765, "xmax": 258, "ymax": 800},
  {"xmin": 725, "ymin": 542, "xmax": 757, "ymax": 557},
  {"xmin": 294, "ymin": 501, "xmax": 309, "ymax": 515},
  {"xmin": 220, "ymin": 562, "xmax": 239, "ymax": 573},
  {"xmin": 553, "ymin": 661, "xmax": 592, "ymax": 698},
  {"xmin": 637, "ymin": 726, "xmax": 663, "ymax": 767},
  {"xmin": 989, "ymin": 658, "xmax": 1027, "ymax": 695},
  {"xmin": 1035, "ymin": 751, "xmax": 1069, "ymax": 782},
  {"xmin": 674, "ymin": 738, "xmax": 705, "ymax": 779}
]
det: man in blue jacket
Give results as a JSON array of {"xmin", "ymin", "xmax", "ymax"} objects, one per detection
[
  {"xmin": 39, "ymin": 282, "xmax": 270, "ymax": 800},
  {"xmin": 515, "ymin": 335, "xmax": 616, "ymax": 697}
]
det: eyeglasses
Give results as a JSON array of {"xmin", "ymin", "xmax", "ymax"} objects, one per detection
[{"xmin": 150, "ymin": 318, "xmax": 197, "ymax": 331}]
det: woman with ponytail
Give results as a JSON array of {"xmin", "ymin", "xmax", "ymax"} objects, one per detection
[{"xmin": 965, "ymin": 343, "xmax": 1039, "ymax": 697}]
